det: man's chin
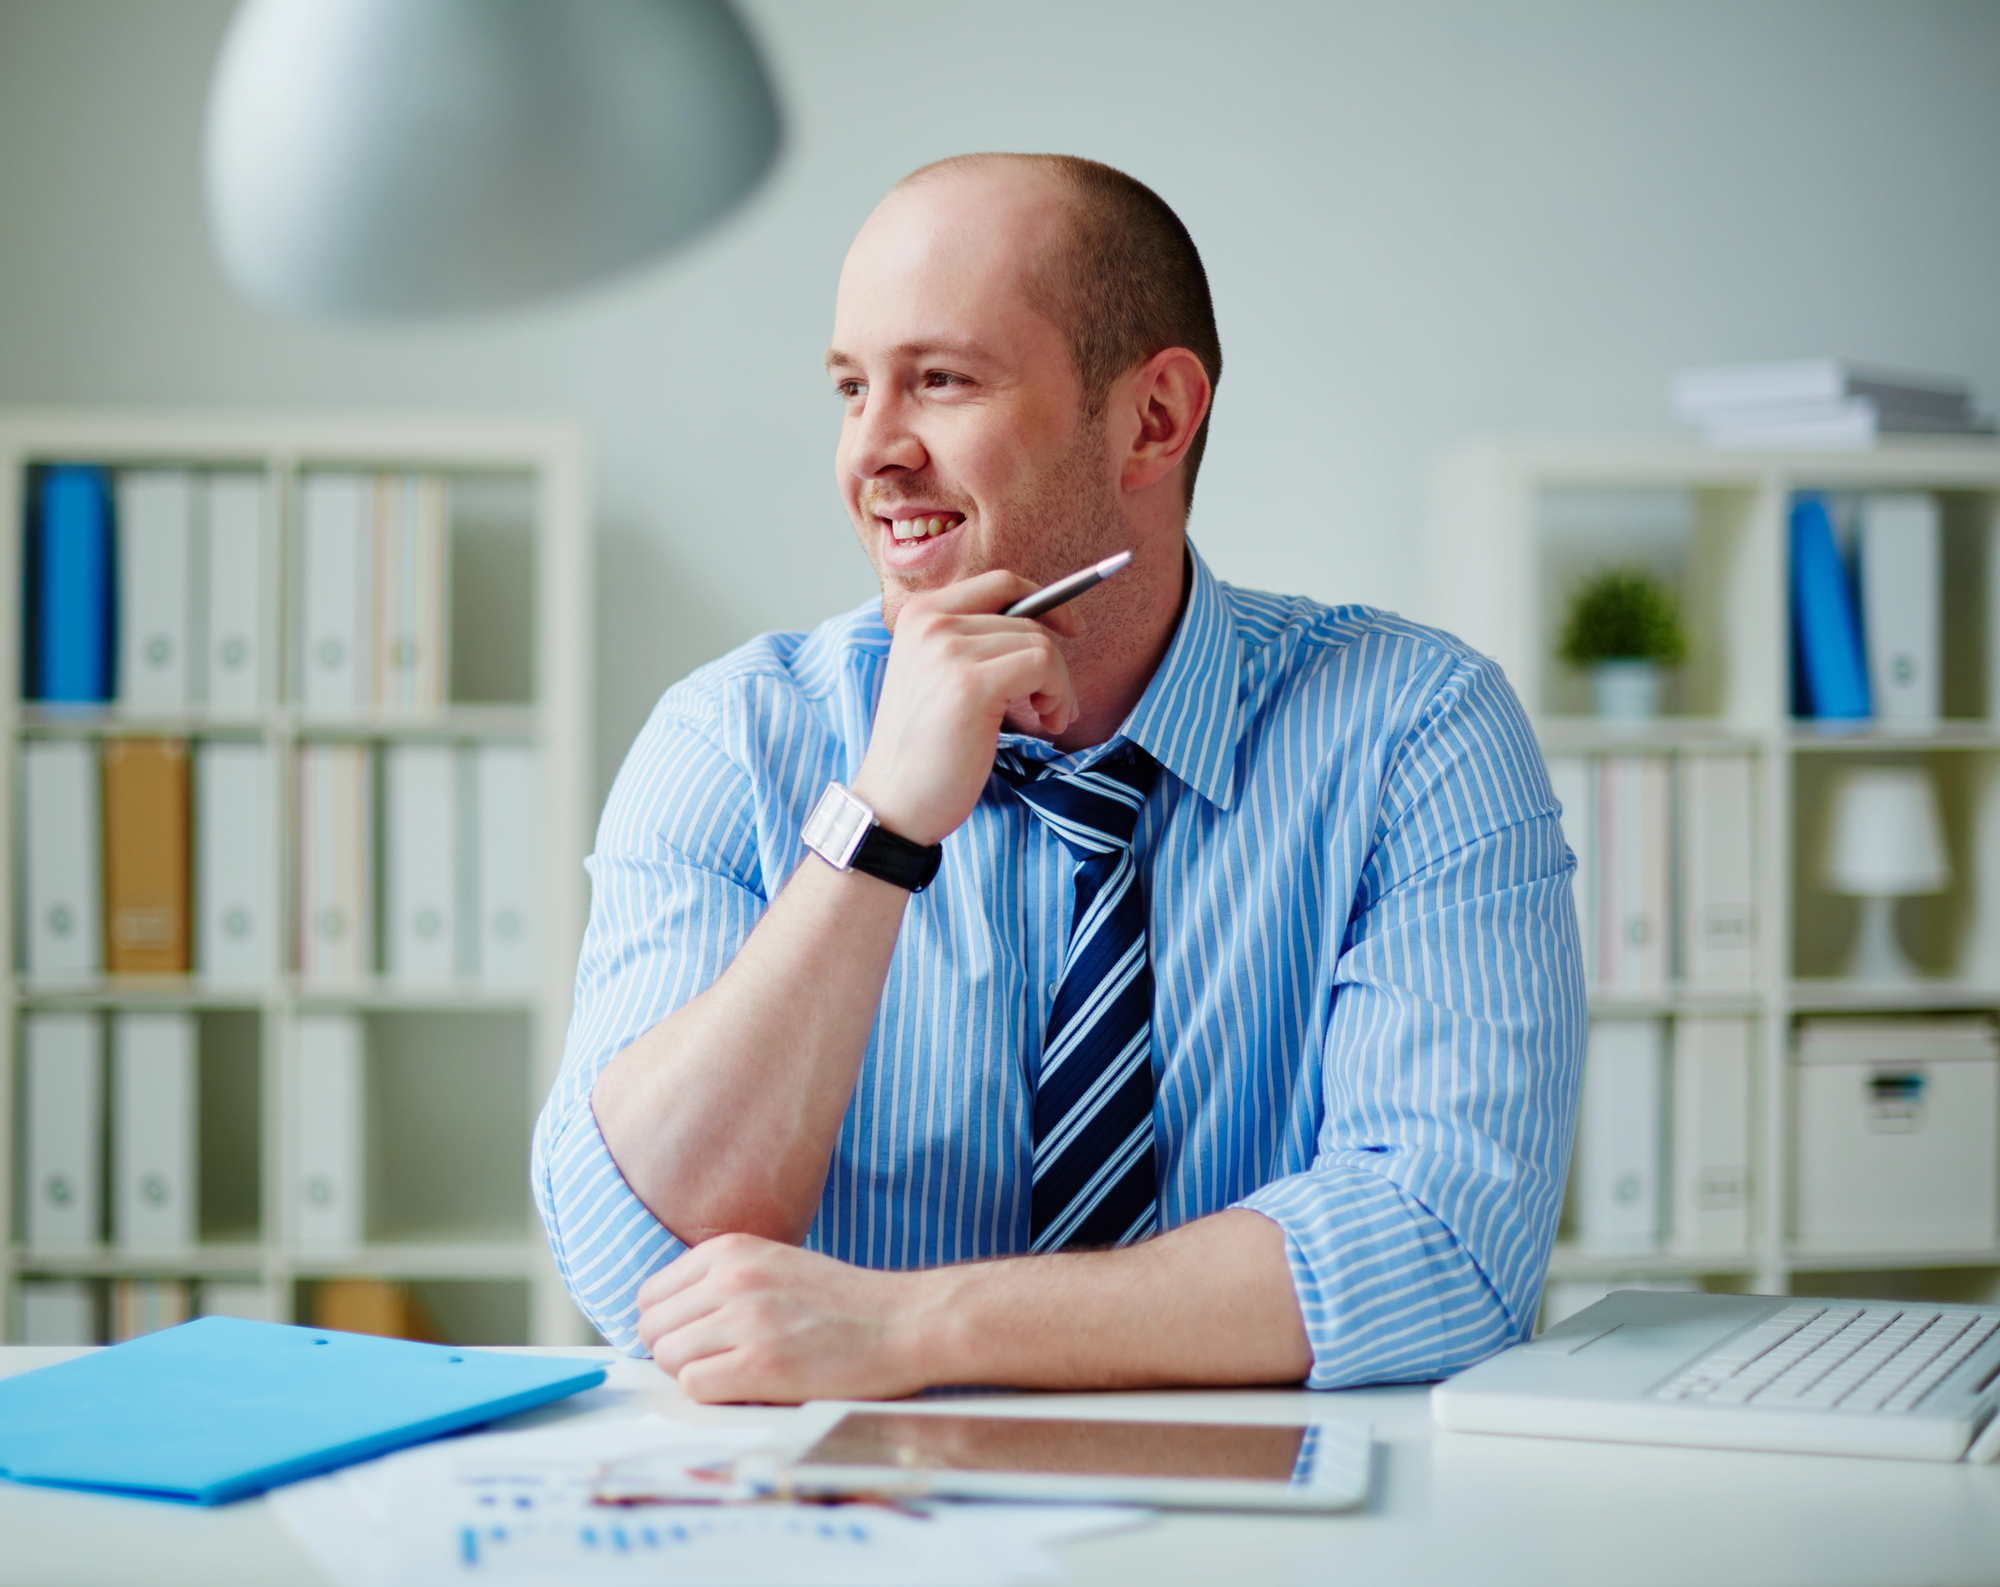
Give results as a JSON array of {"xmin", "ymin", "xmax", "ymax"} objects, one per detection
[{"xmin": 874, "ymin": 550, "xmax": 981, "ymax": 629}]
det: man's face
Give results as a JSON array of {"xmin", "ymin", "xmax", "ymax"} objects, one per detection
[{"xmin": 827, "ymin": 169, "xmax": 1123, "ymax": 628}]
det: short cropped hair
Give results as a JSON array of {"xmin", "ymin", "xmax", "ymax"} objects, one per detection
[{"xmin": 898, "ymin": 153, "xmax": 1222, "ymax": 513}]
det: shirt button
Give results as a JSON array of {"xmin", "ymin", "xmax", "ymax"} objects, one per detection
[{"xmin": 1047, "ymin": 982, "xmax": 1058, "ymax": 1000}]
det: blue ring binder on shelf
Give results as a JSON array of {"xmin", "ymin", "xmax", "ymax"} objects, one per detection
[
  {"xmin": 1789, "ymin": 493, "xmax": 1873, "ymax": 721},
  {"xmin": 26, "ymin": 463, "xmax": 117, "ymax": 705},
  {"xmin": 0, "ymin": 1315, "xmax": 606, "ymax": 1505}
]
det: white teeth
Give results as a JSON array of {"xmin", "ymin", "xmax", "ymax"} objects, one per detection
[{"xmin": 887, "ymin": 515, "xmax": 958, "ymax": 542}]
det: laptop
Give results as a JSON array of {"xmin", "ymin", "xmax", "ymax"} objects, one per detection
[{"xmin": 1432, "ymin": 1289, "xmax": 2000, "ymax": 1462}]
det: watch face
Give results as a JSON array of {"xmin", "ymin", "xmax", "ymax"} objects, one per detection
[{"xmin": 802, "ymin": 783, "xmax": 873, "ymax": 869}]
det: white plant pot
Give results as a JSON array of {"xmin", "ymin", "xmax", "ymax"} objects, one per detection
[{"xmin": 1592, "ymin": 661, "xmax": 1663, "ymax": 721}]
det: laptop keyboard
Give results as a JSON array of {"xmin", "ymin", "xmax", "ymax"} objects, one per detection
[{"xmin": 1655, "ymin": 1303, "xmax": 2000, "ymax": 1414}]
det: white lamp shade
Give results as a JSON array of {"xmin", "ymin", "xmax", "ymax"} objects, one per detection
[
  {"xmin": 1823, "ymin": 765, "xmax": 1951, "ymax": 897},
  {"xmin": 204, "ymin": 0, "xmax": 780, "ymax": 317}
]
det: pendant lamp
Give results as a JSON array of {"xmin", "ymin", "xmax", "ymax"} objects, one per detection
[{"xmin": 204, "ymin": 0, "xmax": 780, "ymax": 318}]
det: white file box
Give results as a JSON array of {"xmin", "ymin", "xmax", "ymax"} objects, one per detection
[{"xmin": 1792, "ymin": 1017, "xmax": 1999, "ymax": 1254}]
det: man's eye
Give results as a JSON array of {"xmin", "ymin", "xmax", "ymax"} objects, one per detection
[
  {"xmin": 922, "ymin": 371, "xmax": 966, "ymax": 389},
  {"xmin": 835, "ymin": 380, "xmax": 865, "ymax": 400}
]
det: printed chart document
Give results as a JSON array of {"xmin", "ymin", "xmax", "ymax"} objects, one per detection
[{"xmin": 271, "ymin": 1412, "xmax": 1146, "ymax": 1587}]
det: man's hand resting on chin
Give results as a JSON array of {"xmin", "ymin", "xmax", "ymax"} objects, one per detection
[{"xmin": 636, "ymin": 1234, "xmax": 941, "ymax": 1403}]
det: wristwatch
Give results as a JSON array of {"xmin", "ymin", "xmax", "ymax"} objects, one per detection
[{"xmin": 801, "ymin": 781, "xmax": 943, "ymax": 892}]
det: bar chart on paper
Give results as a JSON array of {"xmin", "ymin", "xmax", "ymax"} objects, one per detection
[{"xmin": 268, "ymin": 1413, "xmax": 1141, "ymax": 1587}]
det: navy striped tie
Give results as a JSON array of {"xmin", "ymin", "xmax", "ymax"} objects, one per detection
[{"xmin": 997, "ymin": 743, "xmax": 1161, "ymax": 1252}]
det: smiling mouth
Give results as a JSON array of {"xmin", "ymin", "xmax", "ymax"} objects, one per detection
[{"xmin": 881, "ymin": 512, "xmax": 964, "ymax": 543}]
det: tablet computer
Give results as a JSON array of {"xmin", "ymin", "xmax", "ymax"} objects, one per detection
[{"xmin": 783, "ymin": 1409, "xmax": 1371, "ymax": 1512}]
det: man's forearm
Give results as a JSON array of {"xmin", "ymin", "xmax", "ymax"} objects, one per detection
[
  {"xmin": 910, "ymin": 1209, "xmax": 1313, "ymax": 1391},
  {"xmin": 591, "ymin": 856, "xmax": 909, "ymax": 1245}
]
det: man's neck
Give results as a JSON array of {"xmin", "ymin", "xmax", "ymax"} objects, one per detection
[{"xmin": 1050, "ymin": 540, "xmax": 1191, "ymax": 752}]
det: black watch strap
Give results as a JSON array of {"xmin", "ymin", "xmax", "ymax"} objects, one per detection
[
  {"xmin": 801, "ymin": 781, "xmax": 943, "ymax": 892},
  {"xmin": 851, "ymin": 822, "xmax": 943, "ymax": 892}
]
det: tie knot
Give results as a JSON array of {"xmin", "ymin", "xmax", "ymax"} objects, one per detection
[{"xmin": 997, "ymin": 744, "xmax": 1158, "ymax": 858}]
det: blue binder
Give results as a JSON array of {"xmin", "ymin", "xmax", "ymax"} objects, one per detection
[
  {"xmin": 0, "ymin": 1316, "xmax": 606, "ymax": 1505},
  {"xmin": 27, "ymin": 464, "xmax": 116, "ymax": 703},
  {"xmin": 1790, "ymin": 494, "xmax": 1872, "ymax": 719}
]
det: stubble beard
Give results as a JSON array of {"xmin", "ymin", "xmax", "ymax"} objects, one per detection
[{"xmin": 874, "ymin": 408, "xmax": 1121, "ymax": 633}]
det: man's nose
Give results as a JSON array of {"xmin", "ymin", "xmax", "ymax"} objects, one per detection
[{"xmin": 843, "ymin": 386, "xmax": 927, "ymax": 477}]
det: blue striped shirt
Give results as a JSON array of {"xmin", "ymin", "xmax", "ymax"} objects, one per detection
[{"xmin": 532, "ymin": 545, "xmax": 1586, "ymax": 1387}]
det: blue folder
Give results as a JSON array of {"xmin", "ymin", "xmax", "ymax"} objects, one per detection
[
  {"xmin": 1789, "ymin": 494, "xmax": 1872, "ymax": 719},
  {"xmin": 28, "ymin": 464, "xmax": 116, "ymax": 703},
  {"xmin": 0, "ymin": 1316, "xmax": 606, "ymax": 1505}
]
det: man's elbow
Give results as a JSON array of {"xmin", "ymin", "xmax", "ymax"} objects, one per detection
[{"xmin": 659, "ymin": 1196, "xmax": 812, "ymax": 1249}]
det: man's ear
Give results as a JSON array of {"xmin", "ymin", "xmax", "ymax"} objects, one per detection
[{"xmin": 1118, "ymin": 347, "xmax": 1212, "ymax": 495}]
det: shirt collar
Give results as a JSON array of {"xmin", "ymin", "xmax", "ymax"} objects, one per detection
[
  {"xmin": 994, "ymin": 541, "xmax": 1242, "ymax": 810},
  {"xmin": 1118, "ymin": 541, "xmax": 1241, "ymax": 809}
]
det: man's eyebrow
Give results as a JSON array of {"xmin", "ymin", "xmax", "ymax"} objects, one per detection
[{"xmin": 823, "ymin": 338, "xmax": 993, "ymax": 374}]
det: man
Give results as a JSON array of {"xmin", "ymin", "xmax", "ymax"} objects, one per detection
[{"xmin": 533, "ymin": 153, "xmax": 1584, "ymax": 1404}]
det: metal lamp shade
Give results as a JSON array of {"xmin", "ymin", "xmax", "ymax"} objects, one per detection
[
  {"xmin": 204, "ymin": 0, "xmax": 780, "ymax": 318},
  {"xmin": 1824, "ymin": 766, "xmax": 1951, "ymax": 898}
]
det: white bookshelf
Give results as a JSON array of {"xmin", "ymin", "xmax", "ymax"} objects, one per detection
[
  {"xmin": 1427, "ymin": 436, "xmax": 2000, "ymax": 1303},
  {"xmin": 0, "ymin": 410, "xmax": 594, "ymax": 1345}
]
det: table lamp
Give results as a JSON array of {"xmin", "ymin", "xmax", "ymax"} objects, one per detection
[
  {"xmin": 1823, "ymin": 765, "xmax": 1950, "ymax": 982},
  {"xmin": 203, "ymin": 0, "xmax": 780, "ymax": 318}
]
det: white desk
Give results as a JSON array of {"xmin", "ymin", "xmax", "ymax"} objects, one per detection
[{"xmin": 2, "ymin": 1345, "xmax": 1996, "ymax": 1587}]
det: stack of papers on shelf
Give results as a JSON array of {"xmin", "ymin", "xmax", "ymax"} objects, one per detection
[
  {"xmin": 270, "ymin": 1413, "xmax": 1149, "ymax": 1587},
  {"xmin": 1672, "ymin": 359, "xmax": 1995, "ymax": 449}
]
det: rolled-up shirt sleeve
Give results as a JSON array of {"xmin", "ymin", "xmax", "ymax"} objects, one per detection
[
  {"xmin": 1235, "ymin": 652, "xmax": 1587, "ymax": 1389},
  {"xmin": 531, "ymin": 683, "xmax": 774, "ymax": 1352}
]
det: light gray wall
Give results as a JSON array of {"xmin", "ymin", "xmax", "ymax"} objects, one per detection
[{"xmin": 4, "ymin": 0, "xmax": 1998, "ymax": 798}]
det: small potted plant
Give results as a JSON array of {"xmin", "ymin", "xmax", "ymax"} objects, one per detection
[{"xmin": 1558, "ymin": 567, "xmax": 1687, "ymax": 720}]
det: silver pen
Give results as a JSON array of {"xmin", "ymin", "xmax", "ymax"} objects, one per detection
[{"xmin": 1002, "ymin": 551, "xmax": 1134, "ymax": 619}]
